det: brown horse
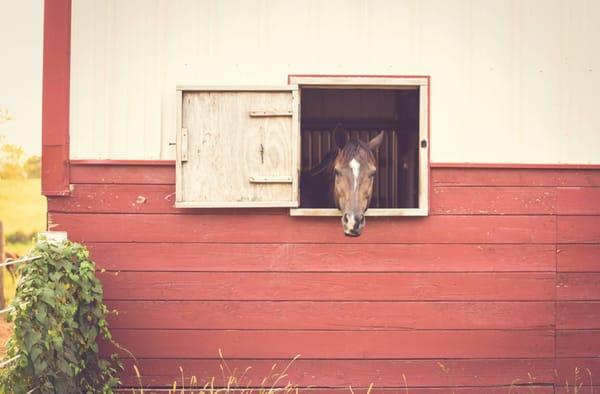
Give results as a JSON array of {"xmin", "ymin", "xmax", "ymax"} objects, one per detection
[{"xmin": 301, "ymin": 126, "xmax": 384, "ymax": 236}]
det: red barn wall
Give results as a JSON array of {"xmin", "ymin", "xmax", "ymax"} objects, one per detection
[{"xmin": 46, "ymin": 162, "xmax": 600, "ymax": 393}]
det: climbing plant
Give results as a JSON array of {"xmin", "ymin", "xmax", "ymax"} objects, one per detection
[{"xmin": 0, "ymin": 238, "xmax": 122, "ymax": 393}]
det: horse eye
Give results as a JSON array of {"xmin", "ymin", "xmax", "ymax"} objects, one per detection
[
  {"xmin": 334, "ymin": 169, "xmax": 342, "ymax": 176},
  {"xmin": 369, "ymin": 172, "xmax": 376, "ymax": 179}
]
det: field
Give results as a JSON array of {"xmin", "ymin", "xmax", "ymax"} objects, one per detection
[
  {"xmin": 0, "ymin": 178, "xmax": 46, "ymax": 354},
  {"xmin": 0, "ymin": 178, "xmax": 46, "ymax": 235}
]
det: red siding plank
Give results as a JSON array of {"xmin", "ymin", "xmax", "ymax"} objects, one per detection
[
  {"xmin": 49, "ymin": 213, "xmax": 557, "ymax": 244},
  {"xmin": 557, "ymin": 216, "xmax": 600, "ymax": 243},
  {"xmin": 557, "ymin": 273, "xmax": 600, "ymax": 301},
  {"xmin": 432, "ymin": 168, "xmax": 600, "ymax": 187},
  {"xmin": 69, "ymin": 163, "xmax": 175, "ymax": 185},
  {"xmin": 557, "ymin": 187, "xmax": 600, "ymax": 215},
  {"xmin": 99, "ymin": 272, "xmax": 555, "ymax": 301},
  {"xmin": 431, "ymin": 187, "xmax": 556, "ymax": 215},
  {"xmin": 557, "ymin": 302, "xmax": 600, "ymax": 329},
  {"xmin": 87, "ymin": 243, "xmax": 556, "ymax": 272},
  {"xmin": 557, "ymin": 244, "xmax": 600, "ymax": 272},
  {"xmin": 50, "ymin": 184, "xmax": 564, "ymax": 216},
  {"xmin": 48, "ymin": 184, "xmax": 177, "ymax": 213},
  {"xmin": 118, "ymin": 358, "xmax": 554, "ymax": 388},
  {"xmin": 106, "ymin": 301, "xmax": 555, "ymax": 330},
  {"xmin": 557, "ymin": 330, "xmax": 600, "ymax": 357},
  {"xmin": 103, "ymin": 330, "xmax": 555, "ymax": 359},
  {"xmin": 48, "ymin": 184, "xmax": 283, "ymax": 215}
]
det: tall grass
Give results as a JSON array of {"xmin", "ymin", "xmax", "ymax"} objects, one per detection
[
  {"xmin": 561, "ymin": 367, "xmax": 594, "ymax": 394},
  {"xmin": 129, "ymin": 351, "xmax": 305, "ymax": 394},
  {"xmin": 124, "ymin": 352, "xmax": 595, "ymax": 394}
]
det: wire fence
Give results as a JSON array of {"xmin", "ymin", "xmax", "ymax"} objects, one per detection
[{"xmin": 0, "ymin": 255, "xmax": 41, "ymax": 269}]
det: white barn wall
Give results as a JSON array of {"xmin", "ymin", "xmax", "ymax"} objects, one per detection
[{"xmin": 69, "ymin": 0, "xmax": 600, "ymax": 163}]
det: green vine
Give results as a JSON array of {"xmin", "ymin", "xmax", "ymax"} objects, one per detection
[{"xmin": 0, "ymin": 238, "xmax": 122, "ymax": 393}]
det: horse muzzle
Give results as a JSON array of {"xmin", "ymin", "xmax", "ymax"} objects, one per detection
[{"xmin": 342, "ymin": 213, "xmax": 365, "ymax": 236}]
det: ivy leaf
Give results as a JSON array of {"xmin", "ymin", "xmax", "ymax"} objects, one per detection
[
  {"xmin": 35, "ymin": 307, "xmax": 47, "ymax": 324},
  {"xmin": 23, "ymin": 330, "xmax": 42, "ymax": 350},
  {"xmin": 49, "ymin": 271, "xmax": 62, "ymax": 282},
  {"xmin": 38, "ymin": 287, "xmax": 56, "ymax": 307},
  {"xmin": 56, "ymin": 357, "xmax": 72, "ymax": 376},
  {"xmin": 33, "ymin": 358, "xmax": 47, "ymax": 374},
  {"xmin": 30, "ymin": 346, "xmax": 42, "ymax": 362}
]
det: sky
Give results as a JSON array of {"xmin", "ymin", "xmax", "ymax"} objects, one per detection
[{"xmin": 0, "ymin": 0, "xmax": 44, "ymax": 156}]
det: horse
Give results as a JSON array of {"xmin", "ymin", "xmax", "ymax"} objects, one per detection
[{"xmin": 301, "ymin": 126, "xmax": 384, "ymax": 236}]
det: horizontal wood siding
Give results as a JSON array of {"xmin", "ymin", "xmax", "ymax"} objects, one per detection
[
  {"xmin": 98, "ymin": 272, "xmax": 555, "ymax": 301},
  {"xmin": 106, "ymin": 301, "xmax": 555, "ymax": 330},
  {"xmin": 46, "ymin": 165, "xmax": 600, "ymax": 390},
  {"xmin": 48, "ymin": 213, "xmax": 557, "ymax": 243},
  {"xmin": 85, "ymin": 243, "xmax": 556, "ymax": 272},
  {"xmin": 101, "ymin": 329, "xmax": 555, "ymax": 359}
]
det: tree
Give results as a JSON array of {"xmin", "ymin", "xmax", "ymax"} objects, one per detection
[
  {"xmin": 0, "ymin": 143, "xmax": 26, "ymax": 179},
  {"xmin": 0, "ymin": 108, "xmax": 40, "ymax": 179},
  {"xmin": 23, "ymin": 155, "xmax": 41, "ymax": 178}
]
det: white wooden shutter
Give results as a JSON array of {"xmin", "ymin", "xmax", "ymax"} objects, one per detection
[{"xmin": 175, "ymin": 87, "xmax": 299, "ymax": 207}]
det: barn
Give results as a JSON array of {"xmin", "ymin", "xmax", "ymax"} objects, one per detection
[{"xmin": 42, "ymin": 0, "xmax": 600, "ymax": 392}]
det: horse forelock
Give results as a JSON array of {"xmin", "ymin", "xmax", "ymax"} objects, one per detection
[{"xmin": 336, "ymin": 139, "xmax": 375, "ymax": 166}]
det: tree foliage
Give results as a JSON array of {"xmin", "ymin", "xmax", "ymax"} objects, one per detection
[
  {"xmin": 0, "ymin": 142, "xmax": 27, "ymax": 179},
  {"xmin": 0, "ymin": 108, "xmax": 40, "ymax": 179},
  {"xmin": 0, "ymin": 239, "xmax": 122, "ymax": 393},
  {"xmin": 23, "ymin": 155, "xmax": 41, "ymax": 178}
]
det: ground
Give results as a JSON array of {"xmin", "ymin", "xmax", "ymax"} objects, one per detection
[{"xmin": 0, "ymin": 178, "xmax": 46, "ymax": 355}]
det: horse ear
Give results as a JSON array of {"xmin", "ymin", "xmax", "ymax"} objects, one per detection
[
  {"xmin": 368, "ymin": 130, "xmax": 385, "ymax": 151},
  {"xmin": 332, "ymin": 123, "xmax": 348, "ymax": 149}
]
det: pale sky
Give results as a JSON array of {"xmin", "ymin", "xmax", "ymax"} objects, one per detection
[{"xmin": 0, "ymin": 0, "xmax": 43, "ymax": 155}]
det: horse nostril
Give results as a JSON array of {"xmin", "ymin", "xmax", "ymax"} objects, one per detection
[
  {"xmin": 351, "ymin": 215, "xmax": 363, "ymax": 230},
  {"xmin": 342, "ymin": 213, "xmax": 349, "ymax": 224}
]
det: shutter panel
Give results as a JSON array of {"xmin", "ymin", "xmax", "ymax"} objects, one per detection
[{"xmin": 176, "ymin": 87, "xmax": 299, "ymax": 207}]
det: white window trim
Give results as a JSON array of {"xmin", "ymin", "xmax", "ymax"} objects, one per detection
[{"xmin": 289, "ymin": 75, "xmax": 430, "ymax": 217}]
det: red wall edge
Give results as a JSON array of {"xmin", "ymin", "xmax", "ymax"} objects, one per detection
[{"xmin": 42, "ymin": 0, "xmax": 71, "ymax": 196}]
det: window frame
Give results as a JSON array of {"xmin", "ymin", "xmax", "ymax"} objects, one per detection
[{"xmin": 288, "ymin": 75, "xmax": 430, "ymax": 217}]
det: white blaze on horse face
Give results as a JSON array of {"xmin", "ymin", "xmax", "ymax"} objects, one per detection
[
  {"xmin": 346, "ymin": 214, "xmax": 356, "ymax": 230},
  {"xmin": 349, "ymin": 158, "xmax": 360, "ymax": 192}
]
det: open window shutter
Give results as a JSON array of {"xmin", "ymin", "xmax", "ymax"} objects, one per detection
[{"xmin": 176, "ymin": 87, "xmax": 299, "ymax": 207}]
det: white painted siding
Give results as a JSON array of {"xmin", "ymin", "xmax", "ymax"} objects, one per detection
[{"xmin": 70, "ymin": 0, "xmax": 600, "ymax": 163}]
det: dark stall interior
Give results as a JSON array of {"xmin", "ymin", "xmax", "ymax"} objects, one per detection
[{"xmin": 300, "ymin": 87, "xmax": 420, "ymax": 209}]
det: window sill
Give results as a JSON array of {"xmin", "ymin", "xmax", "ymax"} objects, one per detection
[{"xmin": 289, "ymin": 208, "xmax": 428, "ymax": 217}]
